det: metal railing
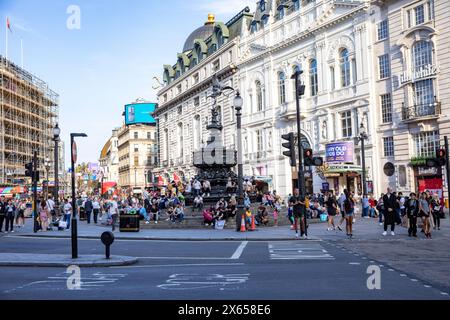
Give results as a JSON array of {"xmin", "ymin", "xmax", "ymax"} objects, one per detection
[{"xmin": 402, "ymin": 101, "xmax": 441, "ymax": 121}]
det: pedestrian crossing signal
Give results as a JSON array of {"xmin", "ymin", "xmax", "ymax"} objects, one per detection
[{"xmin": 25, "ymin": 163, "xmax": 33, "ymax": 177}]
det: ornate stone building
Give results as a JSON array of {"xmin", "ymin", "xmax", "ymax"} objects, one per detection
[
  {"xmin": 237, "ymin": 0, "xmax": 375, "ymax": 196},
  {"xmin": 153, "ymin": 10, "xmax": 253, "ymax": 183}
]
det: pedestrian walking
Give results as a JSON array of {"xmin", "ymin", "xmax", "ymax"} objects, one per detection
[
  {"xmin": 109, "ymin": 196, "xmax": 119, "ymax": 231},
  {"xmin": 15, "ymin": 200, "xmax": 26, "ymax": 228},
  {"xmin": 362, "ymin": 194, "xmax": 370, "ymax": 218},
  {"xmin": 343, "ymin": 190, "xmax": 355, "ymax": 238},
  {"xmin": 419, "ymin": 192, "xmax": 432, "ymax": 239},
  {"xmin": 377, "ymin": 194, "xmax": 385, "ymax": 225},
  {"xmin": 337, "ymin": 192, "xmax": 346, "ymax": 231},
  {"xmin": 326, "ymin": 191, "xmax": 338, "ymax": 231},
  {"xmin": 63, "ymin": 198, "xmax": 72, "ymax": 230},
  {"xmin": 92, "ymin": 198, "xmax": 100, "ymax": 224},
  {"xmin": 383, "ymin": 188, "xmax": 397, "ymax": 236},
  {"xmin": 406, "ymin": 193, "xmax": 419, "ymax": 237},
  {"xmin": 3, "ymin": 200, "xmax": 15, "ymax": 233},
  {"xmin": 84, "ymin": 197, "xmax": 93, "ymax": 224},
  {"xmin": 39, "ymin": 199, "xmax": 50, "ymax": 232},
  {"xmin": 431, "ymin": 194, "xmax": 441, "ymax": 231},
  {"xmin": 289, "ymin": 188, "xmax": 307, "ymax": 239}
]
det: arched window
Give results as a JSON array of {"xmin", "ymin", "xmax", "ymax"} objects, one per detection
[
  {"xmin": 293, "ymin": 0, "xmax": 300, "ymax": 11},
  {"xmin": 251, "ymin": 21, "xmax": 259, "ymax": 33},
  {"xmin": 193, "ymin": 115, "xmax": 201, "ymax": 150},
  {"xmin": 256, "ymin": 81, "xmax": 263, "ymax": 111},
  {"xmin": 309, "ymin": 59, "xmax": 318, "ymax": 96},
  {"xmin": 292, "ymin": 65, "xmax": 302, "ymax": 100},
  {"xmin": 177, "ymin": 123, "xmax": 184, "ymax": 158},
  {"xmin": 278, "ymin": 72, "xmax": 286, "ymax": 105},
  {"xmin": 413, "ymin": 40, "xmax": 433, "ymax": 71},
  {"xmin": 260, "ymin": 0, "xmax": 266, "ymax": 12},
  {"xmin": 340, "ymin": 48, "xmax": 351, "ymax": 87},
  {"xmin": 217, "ymin": 30, "xmax": 224, "ymax": 48}
]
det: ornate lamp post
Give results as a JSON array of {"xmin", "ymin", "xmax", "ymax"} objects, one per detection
[
  {"xmin": 359, "ymin": 122, "xmax": 369, "ymax": 196},
  {"xmin": 234, "ymin": 91, "xmax": 244, "ymax": 232},
  {"xmin": 53, "ymin": 124, "xmax": 61, "ymax": 211}
]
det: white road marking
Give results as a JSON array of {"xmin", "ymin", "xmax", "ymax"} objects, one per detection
[
  {"xmin": 268, "ymin": 242, "xmax": 334, "ymax": 260},
  {"xmin": 230, "ymin": 241, "xmax": 248, "ymax": 260},
  {"xmin": 138, "ymin": 257, "xmax": 231, "ymax": 260},
  {"xmin": 349, "ymin": 262, "xmax": 360, "ymax": 265},
  {"xmin": 441, "ymin": 292, "xmax": 449, "ymax": 296},
  {"xmin": 110, "ymin": 263, "xmax": 245, "ymax": 269},
  {"xmin": 158, "ymin": 273, "xmax": 250, "ymax": 290}
]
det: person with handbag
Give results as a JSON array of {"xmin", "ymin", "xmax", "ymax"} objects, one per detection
[
  {"xmin": 419, "ymin": 192, "xmax": 432, "ymax": 239},
  {"xmin": 406, "ymin": 193, "xmax": 419, "ymax": 237},
  {"xmin": 326, "ymin": 191, "xmax": 338, "ymax": 231},
  {"xmin": 343, "ymin": 190, "xmax": 355, "ymax": 239}
]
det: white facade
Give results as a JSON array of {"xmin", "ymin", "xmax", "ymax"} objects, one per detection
[
  {"xmin": 238, "ymin": 0, "xmax": 375, "ymax": 197},
  {"xmin": 99, "ymin": 128, "xmax": 119, "ymax": 184}
]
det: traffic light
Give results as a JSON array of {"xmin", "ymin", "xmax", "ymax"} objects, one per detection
[
  {"xmin": 304, "ymin": 149, "xmax": 313, "ymax": 166},
  {"xmin": 304, "ymin": 149, "xmax": 324, "ymax": 167},
  {"xmin": 437, "ymin": 149, "xmax": 447, "ymax": 167},
  {"xmin": 25, "ymin": 163, "xmax": 33, "ymax": 177},
  {"xmin": 282, "ymin": 133, "xmax": 296, "ymax": 167}
]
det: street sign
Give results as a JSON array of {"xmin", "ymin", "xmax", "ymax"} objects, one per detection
[{"xmin": 72, "ymin": 141, "xmax": 78, "ymax": 163}]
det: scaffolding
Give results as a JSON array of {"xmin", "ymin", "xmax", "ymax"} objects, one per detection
[{"xmin": 0, "ymin": 55, "xmax": 59, "ymax": 187}]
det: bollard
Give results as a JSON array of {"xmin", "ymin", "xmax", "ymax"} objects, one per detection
[{"xmin": 101, "ymin": 231, "xmax": 115, "ymax": 259}]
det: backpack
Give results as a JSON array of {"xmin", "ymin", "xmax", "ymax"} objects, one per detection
[{"xmin": 344, "ymin": 199, "xmax": 354, "ymax": 212}]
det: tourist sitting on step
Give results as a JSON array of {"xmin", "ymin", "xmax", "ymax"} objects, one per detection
[
  {"xmin": 172, "ymin": 204, "xmax": 185, "ymax": 223},
  {"xmin": 203, "ymin": 208, "xmax": 214, "ymax": 226},
  {"xmin": 137, "ymin": 203, "xmax": 150, "ymax": 224},
  {"xmin": 193, "ymin": 195, "xmax": 204, "ymax": 213},
  {"xmin": 256, "ymin": 205, "xmax": 269, "ymax": 227},
  {"xmin": 212, "ymin": 209, "xmax": 225, "ymax": 228}
]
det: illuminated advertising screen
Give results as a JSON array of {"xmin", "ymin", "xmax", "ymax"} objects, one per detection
[{"xmin": 125, "ymin": 102, "xmax": 157, "ymax": 125}]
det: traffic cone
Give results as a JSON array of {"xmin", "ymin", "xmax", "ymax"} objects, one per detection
[
  {"xmin": 240, "ymin": 215, "xmax": 246, "ymax": 232},
  {"xmin": 250, "ymin": 215, "xmax": 256, "ymax": 231}
]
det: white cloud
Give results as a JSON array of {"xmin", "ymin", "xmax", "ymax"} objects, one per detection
[{"xmin": 194, "ymin": 0, "xmax": 255, "ymax": 16}]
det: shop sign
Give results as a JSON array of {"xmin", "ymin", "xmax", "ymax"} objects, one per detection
[
  {"xmin": 326, "ymin": 142, "xmax": 354, "ymax": 163},
  {"xmin": 417, "ymin": 166, "xmax": 439, "ymax": 176}
]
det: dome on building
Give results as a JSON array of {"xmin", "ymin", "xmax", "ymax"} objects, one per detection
[{"xmin": 182, "ymin": 14, "xmax": 215, "ymax": 53}]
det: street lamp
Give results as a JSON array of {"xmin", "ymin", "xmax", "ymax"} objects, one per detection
[
  {"xmin": 53, "ymin": 123, "xmax": 61, "ymax": 212},
  {"xmin": 359, "ymin": 122, "xmax": 369, "ymax": 196},
  {"xmin": 70, "ymin": 132, "xmax": 88, "ymax": 259},
  {"xmin": 44, "ymin": 157, "xmax": 51, "ymax": 201},
  {"xmin": 234, "ymin": 91, "xmax": 244, "ymax": 232}
]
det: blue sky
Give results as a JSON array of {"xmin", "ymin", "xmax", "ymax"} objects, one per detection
[{"xmin": 0, "ymin": 0, "xmax": 254, "ymax": 168}]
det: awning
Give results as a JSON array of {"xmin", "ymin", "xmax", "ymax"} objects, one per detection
[{"xmin": 323, "ymin": 164, "xmax": 363, "ymax": 176}]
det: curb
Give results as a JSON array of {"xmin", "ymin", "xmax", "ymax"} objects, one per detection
[
  {"xmin": 15, "ymin": 234, "xmax": 320, "ymax": 242},
  {"xmin": 0, "ymin": 255, "xmax": 138, "ymax": 268}
]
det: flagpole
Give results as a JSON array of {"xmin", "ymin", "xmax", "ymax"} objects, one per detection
[{"xmin": 5, "ymin": 17, "xmax": 8, "ymax": 61}]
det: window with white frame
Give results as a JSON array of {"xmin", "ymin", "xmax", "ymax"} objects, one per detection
[
  {"xmin": 381, "ymin": 93, "xmax": 393, "ymax": 123},
  {"xmin": 378, "ymin": 54, "xmax": 391, "ymax": 79},
  {"xmin": 413, "ymin": 40, "xmax": 433, "ymax": 71},
  {"xmin": 256, "ymin": 129, "xmax": 263, "ymax": 153},
  {"xmin": 341, "ymin": 111, "xmax": 352, "ymax": 138},
  {"xmin": 134, "ymin": 132, "xmax": 138, "ymax": 139},
  {"xmin": 383, "ymin": 137, "xmax": 394, "ymax": 157},
  {"xmin": 256, "ymin": 81, "xmax": 263, "ymax": 111},
  {"xmin": 377, "ymin": 20, "xmax": 388, "ymax": 41},
  {"xmin": 414, "ymin": 131, "xmax": 440, "ymax": 157},
  {"xmin": 427, "ymin": 0, "xmax": 434, "ymax": 20},
  {"xmin": 278, "ymin": 72, "xmax": 286, "ymax": 104},
  {"xmin": 330, "ymin": 66, "xmax": 335, "ymax": 90},
  {"xmin": 415, "ymin": 4, "xmax": 425, "ymax": 25},
  {"xmin": 134, "ymin": 144, "xmax": 139, "ymax": 152},
  {"xmin": 310, "ymin": 59, "xmax": 318, "ymax": 96},
  {"xmin": 413, "ymin": 79, "xmax": 434, "ymax": 106},
  {"xmin": 340, "ymin": 48, "xmax": 351, "ymax": 87}
]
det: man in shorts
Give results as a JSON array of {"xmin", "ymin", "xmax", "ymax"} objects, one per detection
[{"xmin": 289, "ymin": 188, "xmax": 307, "ymax": 239}]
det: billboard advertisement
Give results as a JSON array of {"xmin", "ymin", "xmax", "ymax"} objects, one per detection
[
  {"xmin": 326, "ymin": 142, "xmax": 354, "ymax": 164},
  {"xmin": 125, "ymin": 102, "xmax": 157, "ymax": 125}
]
